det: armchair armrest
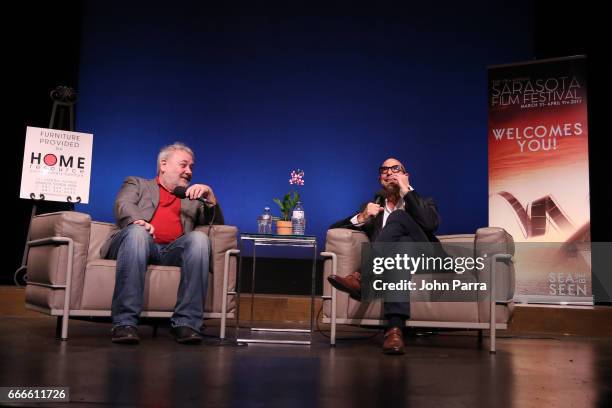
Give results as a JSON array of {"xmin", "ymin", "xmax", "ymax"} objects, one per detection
[
  {"xmin": 474, "ymin": 227, "xmax": 515, "ymax": 303},
  {"xmin": 195, "ymin": 224, "xmax": 238, "ymax": 314},
  {"xmin": 323, "ymin": 228, "xmax": 370, "ymax": 280},
  {"xmin": 194, "ymin": 225, "xmax": 238, "ymax": 273},
  {"xmin": 26, "ymin": 211, "xmax": 92, "ymax": 310},
  {"xmin": 321, "ymin": 229, "xmax": 370, "ymax": 320}
]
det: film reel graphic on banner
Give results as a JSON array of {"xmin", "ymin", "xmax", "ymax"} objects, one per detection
[
  {"xmin": 497, "ymin": 189, "xmax": 591, "ymax": 282},
  {"xmin": 497, "ymin": 191, "xmax": 576, "ymax": 239}
]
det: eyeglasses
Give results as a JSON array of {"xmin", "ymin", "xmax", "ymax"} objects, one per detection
[{"xmin": 378, "ymin": 165, "xmax": 404, "ymax": 175}]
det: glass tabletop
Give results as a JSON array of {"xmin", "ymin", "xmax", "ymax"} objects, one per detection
[{"xmin": 240, "ymin": 232, "xmax": 317, "ymax": 241}]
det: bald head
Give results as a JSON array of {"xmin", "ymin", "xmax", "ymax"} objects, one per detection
[
  {"xmin": 379, "ymin": 157, "xmax": 408, "ymax": 195},
  {"xmin": 381, "ymin": 157, "xmax": 405, "ymax": 171}
]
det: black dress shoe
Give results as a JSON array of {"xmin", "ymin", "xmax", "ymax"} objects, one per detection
[
  {"xmin": 111, "ymin": 325, "xmax": 140, "ymax": 344},
  {"xmin": 170, "ymin": 326, "xmax": 203, "ymax": 344}
]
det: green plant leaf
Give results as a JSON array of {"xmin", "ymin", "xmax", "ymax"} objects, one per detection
[{"xmin": 273, "ymin": 190, "xmax": 303, "ymax": 221}]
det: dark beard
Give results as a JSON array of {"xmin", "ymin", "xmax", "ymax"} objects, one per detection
[
  {"xmin": 384, "ymin": 183, "xmax": 399, "ymax": 194},
  {"xmin": 383, "ymin": 183, "xmax": 400, "ymax": 201}
]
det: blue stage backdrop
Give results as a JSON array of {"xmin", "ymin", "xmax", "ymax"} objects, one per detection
[{"xmin": 75, "ymin": 2, "xmax": 533, "ymax": 252}]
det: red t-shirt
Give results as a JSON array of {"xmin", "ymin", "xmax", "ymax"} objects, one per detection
[{"xmin": 149, "ymin": 179, "xmax": 183, "ymax": 244}]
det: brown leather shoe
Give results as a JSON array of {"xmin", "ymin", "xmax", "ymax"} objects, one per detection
[
  {"xmin": 327, "ymin": 271, "xmax": 361, "ymax": 300},
  {"xmin": 382, "ymin": 327, "xmax": 405, "ymax": 355}
]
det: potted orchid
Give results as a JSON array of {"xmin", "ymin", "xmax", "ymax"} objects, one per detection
[{"xmin": 273, "ymin": 169, "xmax": 304, "ymax": 234}]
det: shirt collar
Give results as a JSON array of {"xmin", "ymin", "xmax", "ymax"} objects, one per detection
[
  {"xmin": 157, "ymin": 177, "xmax": 173, "ymax": 193},
  {"xmin": 384, "ymin": 195, "xmax": 405, "ymax": 214}
]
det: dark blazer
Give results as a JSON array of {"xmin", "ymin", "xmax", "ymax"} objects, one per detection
[
  {"xmin": 100, "ymin": 177, "xmax": 224, "ymax": 257},
  {"xmin": 330, "ymin": 190, "xmax": 440, "ymax": 243}
]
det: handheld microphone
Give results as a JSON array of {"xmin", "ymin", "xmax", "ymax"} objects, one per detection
[
  {"xmin": 374, "ymin": 192, "xmax": 384, "ymax": 207},
  {"xmin": 333, "ymin": 192, "xmax": 386, "ymax": 229},
  {"xmin": 172, "ymin": 186, "xmax": 212, "ymax": 205}
]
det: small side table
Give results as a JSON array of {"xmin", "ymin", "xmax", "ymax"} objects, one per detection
[{"xmin": 235, "ymin": 233, "xmax": 317, "ymax": 345}]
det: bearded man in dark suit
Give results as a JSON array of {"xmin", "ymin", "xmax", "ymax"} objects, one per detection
[{"xmin": 328, "ymin": 157, "xmax": 440, "ymax": 355}]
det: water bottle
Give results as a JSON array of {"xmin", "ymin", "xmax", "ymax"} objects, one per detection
[
  {"xmin": 257, "ymin": 207, "xmax": 272, "ymax": 234},
  {"xmin": 291, "ymin": 201, "xmax": 305, "ymax": 235}
]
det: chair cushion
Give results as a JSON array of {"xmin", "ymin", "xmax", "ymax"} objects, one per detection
[{"xmin": 81, "ymin": 260, "xmax": 181, "ymax": 311}]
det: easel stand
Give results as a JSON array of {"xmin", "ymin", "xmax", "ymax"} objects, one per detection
[{"xmin": 14, "ymin": 86, "xmax": 77, "ymax": 286}]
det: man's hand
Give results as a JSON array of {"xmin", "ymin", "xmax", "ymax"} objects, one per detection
[
  {"xmin": 132, "ymin": 219, "xmax": 155, "ymax": 237},
  {"xmin": 357, "ymin": 202, "xmax": 384, "ymax": 223},
  {"xmin": 185, "ymin": 184, "xmax": 216, "ymax": 206},
  {"xmin": 390, "ymin": 172, "xmax": 411, "ymax": 196}
]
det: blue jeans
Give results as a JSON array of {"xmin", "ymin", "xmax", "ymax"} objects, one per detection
[{"xmin": 106, "ymin": 224, "xmax": 211, "ymax": 331}]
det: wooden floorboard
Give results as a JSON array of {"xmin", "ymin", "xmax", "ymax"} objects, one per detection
[{"xmin": 3, "ymin": 285, "xmax": 611, "ymax": 337}]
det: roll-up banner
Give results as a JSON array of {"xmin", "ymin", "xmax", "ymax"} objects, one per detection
[{"xmin": 488, "ymin": 56, "xmax": 591, "ymax": 304}]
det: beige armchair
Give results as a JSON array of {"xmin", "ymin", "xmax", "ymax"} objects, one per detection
[
  {"xmin": 24, "ymin": 211, "xmax": 238, "ymax": 340},
  {"xmin": 321, "ymin": 227, "xmax": 515, "ymax": 353}
]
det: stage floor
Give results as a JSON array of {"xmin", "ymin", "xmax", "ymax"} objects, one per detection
[{"xmin": 0, "ymin": 316, "xmax": 611, "ymax": 407}]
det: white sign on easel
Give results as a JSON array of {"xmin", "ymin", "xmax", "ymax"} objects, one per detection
[{"xmin": 19, "ymin": 126, "xmax": 93, "ymax": 204}]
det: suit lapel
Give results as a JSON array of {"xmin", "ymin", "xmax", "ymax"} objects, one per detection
[
  {"xmin": 147, "ymin": 178, "xmax": 160, "ymax": 208},
  {"xmin": 375, "ymin": 211, "xmax": 384, "ymax": 232},
  {"xmin": 180, "ymin": 198, "xmax": 190, "ymax": 231}
]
